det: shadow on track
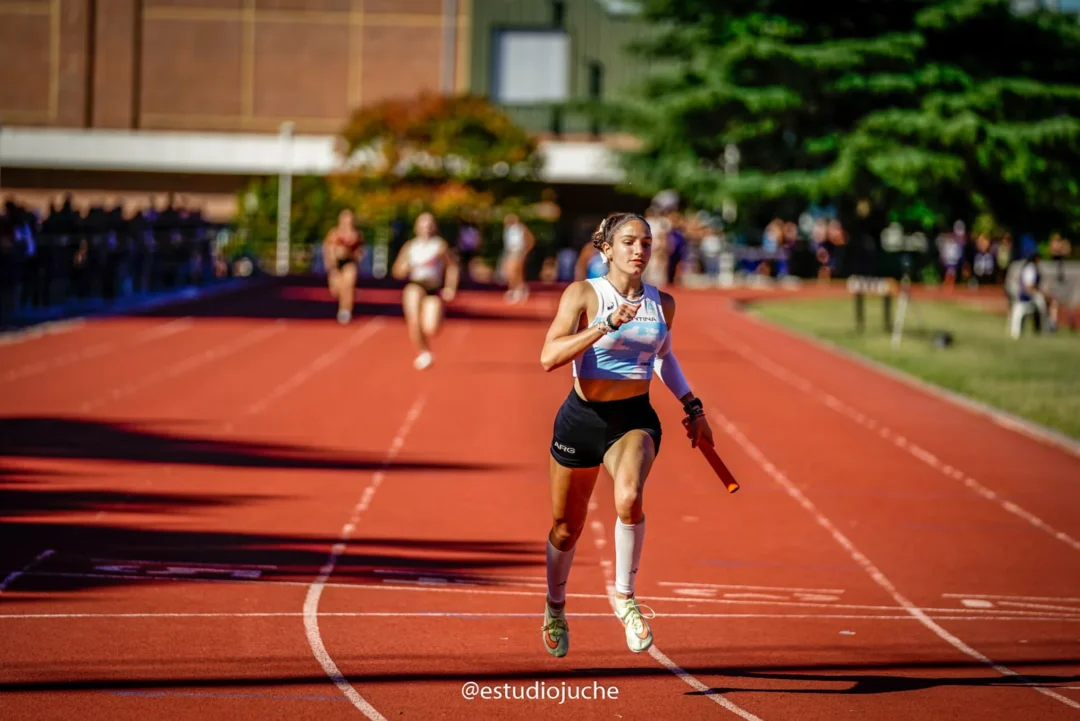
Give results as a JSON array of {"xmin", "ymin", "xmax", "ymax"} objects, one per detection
[
  {"xmin": 1, "ymin": 416, "xmax": 534, "ymax": 596},
  {"xmin": 0, "ymin": 416, "xmax": 511, "ymax": 473},
  {"xmin": 129, "ymin": 276, "xmax": 557, "ymax": 325},
  {"xmin": 1, "ymin": 659, "xmax": 1077, "ymax": 697}
]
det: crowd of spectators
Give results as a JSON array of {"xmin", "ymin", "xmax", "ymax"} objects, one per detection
[{"xmin": 1, "ymin": 193, "xmax": 229, "ymax": 328}]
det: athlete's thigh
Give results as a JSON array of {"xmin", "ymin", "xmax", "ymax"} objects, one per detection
[
  {"xmin": 603, "ymin": 430, "xmax": 656, "ymax": 489},
  {"xmin": 340, "ymin": 262, "xmax": 357, "ymax": 287},
  {"xmin": 420, "ymin": 294, "xmax": 444, "ymax": 333},
  {"xmin": 402, "ymin": 282, "xmax": 423, "ymax": 320},
  {"xmin": 550, "ymin": 456, "xmax": 601, "ymax": 527}
]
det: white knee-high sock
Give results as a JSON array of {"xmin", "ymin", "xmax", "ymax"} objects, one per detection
[
  {"xmin": 614, "ymin": 515, "xmax": 645, "ymax": 597},
  {"xmin": 546, "ymin": 540, "xmax": 576, "ymax": 605}
]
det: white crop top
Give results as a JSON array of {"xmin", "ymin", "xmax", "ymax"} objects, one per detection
[
  {"xmin": 504, "ymin": 224, "xmax": 526, "ymax": 253},
  {"xmin": 407, "ymin": 237, "xmax": 445, "ymax": 284},
  {"xmin": 573, "ymin": 277, "xmax": 668, "ymax": 381}
]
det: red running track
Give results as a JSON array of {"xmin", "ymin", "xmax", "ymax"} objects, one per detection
[{"xmin": 1, "ymin": 278, "xmax": 1079, "ymax": 720}]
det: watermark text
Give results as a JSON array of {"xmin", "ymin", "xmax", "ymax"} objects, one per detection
[{"xmin": 461, "ymin": 681, "xmax": 619, "ymax": 703}]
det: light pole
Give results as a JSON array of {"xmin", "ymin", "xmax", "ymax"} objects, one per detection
[
  {"xmin": 723, "ymin": 143, "xmax": 740, "ymax": 223},
  {"xmin": 276, "ymin": 121, "xmax": 295, "ymax": 276}
]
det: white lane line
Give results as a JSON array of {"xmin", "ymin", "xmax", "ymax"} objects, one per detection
[
  {"xmin": 13, "ymin": 571, "xmax": 1075, "ymax": 618},
  {"xmin": 372, "ymin": 569, "xmax": 547, "ymax": 583},
  {"xmin": 657, "ymin": 581, "xmax": 845, "ymax": 595},
  {"xmin": 79, "ymin": 321, "xmax": 286, "ymax": 412},
  {"xmin": 0, "ymin": 318, "xmax": 85, "ymax": 346},
  {"xmin": 303, "ymin": 395, "xmax": 426, "ymax": 721},
  {"xmin": 588, "ymin": 513, "xmax": 764, "ymax": 721},
  {"xmin": 1, "ymin": 317, "xmax": 193, "ymax": 384},
  {"xmin": 711, "ymin": 408, "xmax": 1080, "ymax": 711},
  {"xmin": 712, "ymin": 333, "xmax": 1080, "ymax": 554},
  {"xmin": 0, "ymin": 550, "xmax": 55, "ymax": 593},
  {"xmin": 944, "ymin": 593, "xmax": 1080, "ymax": 604},
  {"xmin": 241, "ymin": 318, "xmax": 384, "ymax": 420}
]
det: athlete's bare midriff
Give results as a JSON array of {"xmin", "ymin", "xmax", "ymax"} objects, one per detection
[{"xmin": 574, "ymin": 377, "xmax": 651, "ymax": 402}]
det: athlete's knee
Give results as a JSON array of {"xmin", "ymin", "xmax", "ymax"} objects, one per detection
[
  {"xmin": 550, "ymin": 519, "xmax": 584, "ymax": 550},
  {"xmin": 421, "ymin": 298, "xmax": 443, "ymax": 330},
  {"xmin": 613, "ymin": 477, "xmax": 644, "ymax": 525}
]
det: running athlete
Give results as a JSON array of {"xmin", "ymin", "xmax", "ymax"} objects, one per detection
[
  {"xmin": 538, "ymin": 211, "xmax": 713, "ymax": 657},
  {"xmin": 322, "ymin": 209, "xmax": 365, "ymax": 324},
  {"xmin": 500, "ymin": 213, "xmax": 535, "ymax": 304},
  {"xmin": 575, "ymin": 241, "xmax": 607, "ymax": 280},
  {"xmin": 391, "ymin": 212, "xmax": 460, "ymax": 370}
]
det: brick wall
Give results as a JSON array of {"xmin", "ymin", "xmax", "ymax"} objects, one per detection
[{"xmin": 0, "ymin": 0, "xmax": 471, "ymax": 133}]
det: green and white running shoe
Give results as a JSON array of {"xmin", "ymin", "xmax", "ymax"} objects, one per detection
[
  {"xmin": 614, "ymin": 596, "xmax": 655, "ymax": 653},
  {"xmin": 541, "ymin": 602, "xmax": 569, "ymax": 658}
]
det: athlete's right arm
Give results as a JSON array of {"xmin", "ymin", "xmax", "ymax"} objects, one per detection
[
  {"xmin": 540, "ymin": 282, "xmax": 606, "ymax": 372},
  {"xmin": 390, "ymin": 239, "xmax": 413, "ymax": 280}
]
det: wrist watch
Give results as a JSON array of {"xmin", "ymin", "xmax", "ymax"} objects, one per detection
[
  {"xmin": 683, "ymin": 397, "xmax": 705, "ymax": 419},
  {"xmin": 597, "ymin": 313, "xmax": 617, "ymax": 334}
]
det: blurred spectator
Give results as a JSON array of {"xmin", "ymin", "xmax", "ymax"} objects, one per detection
[
  {"xmin": 1021, "ymin": 253, "xmax": 1050, "ymax": 331},
  {"xmin": 455, "ymin": 215, "xmax": 481, "ymax": 283},
  {"xmin": 1049, "ymin": 233, "xmax": 1072, "ymax": 284},
  {"xmin": 698, "ymin": 222, "xmax": 724, "ymax": 276},
  {"xmin": 996, "ymin": 232, "xmax": 1015, "ymax": 282},
  {"xmin": 937, "ymin": 220, "xmax": 966, "ymax": 291},
  {"xmin": 972, "ymin": 234, "xmax": 997, "ymax": 286},
  {"xmin": 0, "ymin": 193, "xmax": 229, "ymax": 329}
]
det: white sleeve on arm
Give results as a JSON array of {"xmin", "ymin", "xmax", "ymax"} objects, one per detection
[{"xmin": 654, "ymin": 330, "xmax": 691, "ymax": 400}]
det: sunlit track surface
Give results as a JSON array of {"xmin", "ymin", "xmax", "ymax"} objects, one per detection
[{"xmin": 1, "ymin": 279, "xmax": 1078, "ymax": 720}]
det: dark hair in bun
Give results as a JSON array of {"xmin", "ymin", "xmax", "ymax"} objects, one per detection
[{"xmin": 591, "ymin": 212, "xmax": 650, "ymax": 251}]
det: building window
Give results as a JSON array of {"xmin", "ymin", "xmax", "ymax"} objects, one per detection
[{"xmin": 491, "ymin": 29, "xmax": 570, "ymax": 104}]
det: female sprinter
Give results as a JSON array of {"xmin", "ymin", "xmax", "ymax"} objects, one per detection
[
  {"xmin": 574, "ymin": 240, "xmax": 607, "ymax": 281},
  {"xmin": 538, "ymin": 211, "xmax": 713, "ymax": 658},
  {"xmin": 501, "ymin": 213, "xmax": 535, "ymax": 304},
  {"xmin": 391, "ymin": 212, "xmax": 460, "ymax": 370},
  {"xmin": 322, "ymin": 209, "xmax": 365, "ymax": 324}
]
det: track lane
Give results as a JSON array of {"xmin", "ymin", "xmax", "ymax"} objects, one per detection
[
  {"xmin": 3, "ymin": 284, "xmax": 1078, "ymax": 719},
  {"xmin": 0, "ymin": 303, "xmax": 445, "ymax": 718}
]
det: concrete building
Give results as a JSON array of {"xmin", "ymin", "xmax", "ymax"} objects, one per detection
[{"xmin": 0, "ymin": 0, "xmax": 653, "ymax": 226}]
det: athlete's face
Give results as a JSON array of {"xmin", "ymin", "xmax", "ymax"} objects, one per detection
[
  {"xmin": 604, "ymin": 219, "xmax": 652, "ymax": 277},
  {"xmin": 416, "ymin": 213, "xmax": 436, "ymax": 238}
]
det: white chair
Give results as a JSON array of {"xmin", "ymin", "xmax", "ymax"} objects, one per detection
[
  {"xmin": 1005, "ymin": 261, "xmax": 1045, "ymax": 339},
  {"xmin": 1009, "ymin": 297, "xmax": 1037, "ymax": 339},
  {"xmin": 1002, "ymin": 263, "xmax": 1028, "ymax": 338}
]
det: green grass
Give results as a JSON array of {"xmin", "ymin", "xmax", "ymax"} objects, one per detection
[{"xmin": 749, "ymin": 296, "xmax": 1080, "ymax": 442}]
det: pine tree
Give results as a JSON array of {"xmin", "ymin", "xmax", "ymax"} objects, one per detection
[{"xmin": 604, "ymin": 0, "xmax": 1080, "ymax": 237}]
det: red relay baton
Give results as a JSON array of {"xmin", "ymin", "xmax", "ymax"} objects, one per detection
[{"xmin": 683, "ymin": 419, "xmax": 740, "ymax": 494}]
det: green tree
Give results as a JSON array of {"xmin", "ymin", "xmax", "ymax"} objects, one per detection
[
  {"xmin": 601, "ymin": 0, "xmax": 1080, "ymax": 237},
  {"xmin": 234, "ymin": 93, "xmax": 556, "ymax": 272},
  {"xmin": 332, "ymin": 92, "xmax": 546, "ymax": 225}
]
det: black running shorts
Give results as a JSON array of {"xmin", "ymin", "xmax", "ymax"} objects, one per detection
[{"xmin": 549, "ymin": 389, "xmax": 662, "ymax": 468}]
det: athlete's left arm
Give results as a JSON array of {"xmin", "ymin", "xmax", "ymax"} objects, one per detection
[
  {"xmin": 654, "ymin": 292, "xmax": 713, "ymax": 447},
  {"xmin": 523, "ymin": 225, "xmax": 536, "ymax": 256},
  {"xmin": 351, "ymin": 229, "xmax": 367, "ymax": 262},
  {"xmin": 441, "ymin": 240, "xmax": 460, "ymax": 302}
]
